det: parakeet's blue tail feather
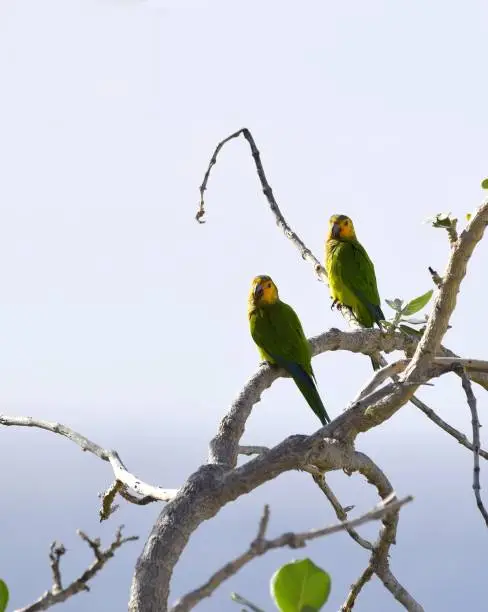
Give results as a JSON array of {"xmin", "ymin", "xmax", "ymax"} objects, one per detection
[{"xmin": 269, "ymin": 353, "xmax": 331, "ymax": 425}]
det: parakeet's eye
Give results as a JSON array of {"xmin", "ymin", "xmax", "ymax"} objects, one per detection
[
  {"xmin": 267, "ymin": 283, "xmax": 272, "ymax": 288},
  {"xmin": 344, "ymin": 220, "xmax": 349, "ymax": 226}
]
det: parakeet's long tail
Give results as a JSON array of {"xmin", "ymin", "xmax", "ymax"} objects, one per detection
[
  {"xmin": 266, "ymin": 351, "xmax": 332, "ymax": 425},
  {"xmin": 291, "ymin": 368, "xmax": 331, "ymax": 426}
]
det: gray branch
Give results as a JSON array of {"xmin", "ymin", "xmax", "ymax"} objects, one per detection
[
  {"xmin": 196, "ymin": 127, "xmax": 361, "ymax": 333},
  {"xmin": 170, "ymin": 497, "xmax": 413, "ymax": 612},
  {"xmin": 128, "ymin": 130, "xmax": 488, "ymax": 610},
  {"xmin": 0, "ymin": 415, "xmax": 178, "ymax": 508},
  {"xmin": 459, "ymin": 369, "xmax": 488, "ymax": 526},
  {"xmin": 15, "ymin": 527, "xmax": 138, "ymax": 612},
  {"xmin": 410, "ymin": 395, "xmax": 488, "ymax": 461},
  {"xmin": 341, "ymin": 565, "xmax": 374, "ymax": 611},
  {"xmin": 312, "ymin": 474, "xmax": 373, "ymax": 551}
]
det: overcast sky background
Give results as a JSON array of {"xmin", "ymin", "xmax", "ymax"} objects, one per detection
[{"xmin": 0, "ymin": 1, "xmax": 487, "ymax": 610}]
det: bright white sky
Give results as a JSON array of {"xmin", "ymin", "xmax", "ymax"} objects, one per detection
[{"xmin": 1, "ymin": 1, "xmax": 487, "ymax": 610}]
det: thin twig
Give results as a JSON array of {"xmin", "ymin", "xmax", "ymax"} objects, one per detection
[
  {"xmin": 341, "ymin": 566, "xmax": 374, "ymax": 611},
  {"xmin": 230, "ymin": 593, "xmax": 265, "ymax": 612},
  {"xmin": 353, "ymin": 359, "xmax": 410, "ymax": 403},
  {"xmin": 16, "ymin": 527, "xmax": 138, "ymax": 612},
  {"xmin": 404, "ymin": 202, "xmax": 488, "ymax": 378},
  {"xmin": 0, "ymin": 415, "xmax": 178, "ymax": 506},
  {"xmin": 48, "ymin": 543, "xmax": 66, "ymax": 595},
  {"xmin": 312, "ymin": 474, "xmax": 373, "ymax": 551},
  {"xmin": 459, "ymin": 369, "xmax": 488, "ymax": 527},
  {"xmin": 197, "ymin": 128, "xmax": 362, "ymax": 335},
  {"xmin": 170, "ymin": 497, "xmax": 412, "ymax": 612},
  {"xmin": 197, "ymin": 129, "xmax": 323, "ymax": 277},
  {"xmin": 411, "ymin": 395, "xmax": 488, "ymax": 461},
  {"xmin": 369, "ymin": 356, "xmax": 488, "ymax": 461}
]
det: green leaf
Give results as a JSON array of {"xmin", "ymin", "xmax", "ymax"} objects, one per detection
[
  {"xmin": 401, "ymin": 290, "xmax": 433, "ymax": 316},
  {"xmin": 427, "ymin": 212, "xmax": 455, "ymax": 228},
  {"xmin": 0, "ymin": 580, "xmax": 9, "ymax": 612},
  {"xmin": 270, "ymin": 558, "xmax": 331, "ymax": 612},
  {"xmin": 385, "ymin": 298, "xmax": 403, "ymax": 313},
  {"xmin": 481, "ymin": 178, "xmax": 488, "ymax": 189}
]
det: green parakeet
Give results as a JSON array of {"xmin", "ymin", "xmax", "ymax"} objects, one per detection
[
  {"xmin": 248, "ymin": 275, "xmax": 331, "ymax": 425},
  {"xmin": 325, "ymin": 214, "xmax": 385, "ymax": 370}
]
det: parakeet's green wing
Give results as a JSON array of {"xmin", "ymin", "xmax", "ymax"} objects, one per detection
[
  {"xmin": 250, "ymin": 302, "xmax": 331, "ymax": 424},
  {"xmin": 328, "ymin": 240, "xmax": 384, "ymax": 327},
  {"xmin": 250, "ymin": 301, "xmax": 313, "ymax": 374}
]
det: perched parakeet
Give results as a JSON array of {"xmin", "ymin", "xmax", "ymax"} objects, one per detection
[
  {"xmin": 325, "ymin": 214, "xmax": 385, "ymax": 370},
  {"xmin": 248, "ymin": 275, "xmax": 331, "ymax": 425}
]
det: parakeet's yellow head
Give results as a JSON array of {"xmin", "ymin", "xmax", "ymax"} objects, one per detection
[
  {"xmin": 249, "ymin": 275, "xmax": 279, "ymax": 305},
  {"xmin": 327, "ymin": 214, "xmax": 357, "ymax": 240}
]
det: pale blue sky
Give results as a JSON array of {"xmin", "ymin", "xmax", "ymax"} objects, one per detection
[{"xmin": 0, "ymin": 1, "xmax": 487, "ymax": 610}]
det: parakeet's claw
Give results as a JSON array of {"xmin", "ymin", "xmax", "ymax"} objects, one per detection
[
  {"xmin": 338, "ymin": 303, "xmax": 353, "ymax": 317},
  {"xmin": 330, "ymin": 298, "xmax": 340, "ymax": 311}
]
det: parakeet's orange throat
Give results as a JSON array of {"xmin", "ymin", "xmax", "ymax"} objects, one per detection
[
  {"xmin": 327, "ymin": 214, "xmax": 357, "ymax": 241},
  {"xmin": 249, "ymin": 275, "xmax": 279, "ymax": 307}
]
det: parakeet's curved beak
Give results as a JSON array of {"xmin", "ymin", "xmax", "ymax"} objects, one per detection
[
  {"xmin": 331, "ymin": 222, "xmax": 341, "ymax": 239},
  {"xmin": 253, "ymin": 282, "xmax": 264, "ymax": 300}
]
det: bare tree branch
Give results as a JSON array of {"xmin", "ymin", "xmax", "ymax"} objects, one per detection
[
  {"xmin": 312, "ymin": 474, "xmax": 373, "ymax": 551},
  {"xmin": 459, "ymin": 369, "xmax": 488, "ymax": 527},
  {"xmin": 370, "ymin": 496, "xmax": 422, "ymax": 612},
  {"xmin": 129, "ymin": 128, "xmax": 488, "ymax": 610},
  {"xmin": 353, "ymin": 359, "xmax": 410, "ymax": 403},
  {"xmin": 404, "ymin": 203, "xmax": 488, "ymax": 378},
  {"xmin": 230, "ymin": 592, "xmax": 265, "ymax": 612},
  {"xmin": 197, "ymin": 128, "xmax": 325, "ymax": 282},
  {"xmin": 410, "ymin": 395, "xmax": 488, "ymax": 460},
  {"xmin": 0, "ymin": 415, "xmax": 178, "ymax": 506},
  {"xmin": 433, "ymin": 357, "xmax": 488, "ymax": 372},
  {"xmin": 170, "ymin": 497, "xmax": 412, "ymax": 612},
  {"xmin": 48, "ymin": 543, "xmax": 65, "ymax": 595},
  {"xmin": 341, "ymin": 482, "xmax": 424, "ymax": 612},
  {"xmin": 0, "ymin": 127, "xmax": 468, "ymax": 610},
  {"xmin": 341, "ymin": 566, "xmax": 374, "ymax": 611},
  {"xmin": 196, "ymin": 128, "xmax": 362, "ymax": 332},
  {"xmin": 16, "ymin": 527, "xmax": 138, "ymax": 612},
  {"xmin": 209, "ymin": 329, "xmax": 488, "ymax": 473}
]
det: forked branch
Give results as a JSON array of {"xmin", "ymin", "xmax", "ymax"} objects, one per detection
[
  {"xmin": 170, "ymin": 496, "xmax": 413, "ymax": 612},
  {"xmin": 0, "ymin": 415, "xmax": 178, "ymax": 513},
  {"xmin": 16, "ymin": 527, "xmax": 138, "ymax": 612}
]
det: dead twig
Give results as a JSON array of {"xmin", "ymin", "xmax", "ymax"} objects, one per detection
[
  {"xmin": 312, "ymin": 474, "xmax": 373, "ymax": 551},
  {"xmin": 459, "ymin": 369, "xmax": 488, "ymax": 527},
  {"xmin": 170, "ymin": 497, "xmax": 413, "ymax": 612},
  {"xmin": 0, "ymin": 415, "xmax": 178, "ymax": 511},
  {"xmin": 16, "ymin": 527, "xmax": 138, "ymax": 612}
]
